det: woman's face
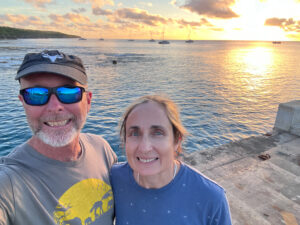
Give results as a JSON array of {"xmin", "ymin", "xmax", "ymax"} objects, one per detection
[{"xmin": 125, "ymin": 101, "xmax": 179, "ymax": 178}]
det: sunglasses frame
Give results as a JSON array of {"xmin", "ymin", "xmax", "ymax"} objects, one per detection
[{"xmin": 20, "ymin": 85, "xmax": 86, "ymax": 106}]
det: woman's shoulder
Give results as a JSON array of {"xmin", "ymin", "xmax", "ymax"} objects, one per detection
[
  {"xmin": 181, "ymin": 162, "xmax": 225, "ymax": 195},
  {"xmin": 110, "ymin": 162, "xmax": 132, "ymax": 187},
  {"xmin": 111, "ymin": 162, "xmax": 130, "ymax": 175},
  {"xmin": 112, "ymin": 161, "xmax": 128, "ymax": 169}
]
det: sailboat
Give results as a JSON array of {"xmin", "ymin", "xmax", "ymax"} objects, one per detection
[
  {"xmin": 158, "ymin": 29, "xmax": 170, "ymax": 44},
  {"xmin": 185, "ymin": 39, "xmax": 194, "ymax": 43},
  {"xmin": 149, "ymin": 31, "xmax": 155, "ymax": 42},
  {"xmin": 185, "ymin": 29, "xmax": 194, "ymax": 43}
]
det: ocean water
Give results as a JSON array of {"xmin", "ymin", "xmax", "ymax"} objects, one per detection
[{"xmin": 0, "ymin": 39, "xmax": 299, "ymax": 160}]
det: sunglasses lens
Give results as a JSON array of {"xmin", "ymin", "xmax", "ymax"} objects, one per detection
[
  {"xmin": 22, "ymin": 87, "xmax": 49, "ymax": 106},
  {"xmin": 56, "ymin": 86, "xmax": 83, "ymax": 104}
]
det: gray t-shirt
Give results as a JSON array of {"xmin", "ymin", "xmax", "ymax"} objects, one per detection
[{"xmin": 0, "ymin": 133, "xmax": 117, "ymax": 225}]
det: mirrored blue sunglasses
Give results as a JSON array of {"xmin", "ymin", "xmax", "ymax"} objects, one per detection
[{"xmin": 20, "ymin": 85, "xmax": 85, "ymax": 106}]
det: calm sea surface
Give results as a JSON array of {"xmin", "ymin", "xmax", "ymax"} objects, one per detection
[{"xmin": 0, "ymin": 39, "xmax": 299, "ymax": 160}]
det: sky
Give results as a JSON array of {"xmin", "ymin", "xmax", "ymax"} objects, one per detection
[{"xmin": 1, "ymin": 0, "xmax": 300, "ymax": 41}]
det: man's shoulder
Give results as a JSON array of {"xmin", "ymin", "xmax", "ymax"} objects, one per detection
[
  {"xmin": 0, "ymin": 160, "xmax": 14, "ymax": 193},
  {"xmin": 80, "ymin": 132, "xmax": 106, "ymax": 142},
  {"xmin": 80, "ymin": 133, "xmax": 112, "ymax": 147},
  {"xmin": 80, "ymin": 133, "xmax": 117, "ymax": 164}
]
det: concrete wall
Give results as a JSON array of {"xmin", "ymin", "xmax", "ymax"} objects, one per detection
[{"xmin": 274, "ymin": 100, "xmax": 300, "ymax": 136}]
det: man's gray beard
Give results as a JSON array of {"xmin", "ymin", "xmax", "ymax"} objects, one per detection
[
  {"xmin": 29, "ymin": 116, "xmax": 86, "ymax": 148},
  {"xmin": 36, "ymin": 127, "xmax": 78, "ymax": 147}
]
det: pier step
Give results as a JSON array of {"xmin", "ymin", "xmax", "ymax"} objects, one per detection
[
  {"xmin": 186, "ymin": 132, "xmax": 300, "ymax": 225},
  {"xmin": 228, "ymin": 194, "xmax": 272, "ymax": 225},
  {"xmin": 195, "ymin": 147, "xmax": 300, "ymax": 225}
]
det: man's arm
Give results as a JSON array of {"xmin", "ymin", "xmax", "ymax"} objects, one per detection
[{"xmin": 0, "ymin": 168, "xmax": 14, "ymax": 225}]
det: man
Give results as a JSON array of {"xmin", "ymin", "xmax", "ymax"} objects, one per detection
[{"xmin": 0, "ymin": 50, "xmax": 117, "ymax": 225}]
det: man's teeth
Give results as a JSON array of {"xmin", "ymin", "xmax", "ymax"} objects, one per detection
[
  {"xmin": 138, "ymin": 157, "xmax": 158, "ymax": 163},
  {"xmin": 46, "ymin": 120, "xmax": 68, "ymax": 127}
]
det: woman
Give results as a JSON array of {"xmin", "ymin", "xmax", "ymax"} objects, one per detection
[{"xmin": 111, "ymin": 95, "xmax": 232, "ymax": 225}]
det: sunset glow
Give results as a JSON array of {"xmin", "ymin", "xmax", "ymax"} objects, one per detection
[{"xmin": 1, "ymin": 0, "xmax": 300, "ymax": 41}]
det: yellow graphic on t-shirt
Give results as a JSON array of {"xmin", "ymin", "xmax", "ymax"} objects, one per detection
[{"xmin": 53, "ymin": 178, "xmax": 113, "ymax": 225}]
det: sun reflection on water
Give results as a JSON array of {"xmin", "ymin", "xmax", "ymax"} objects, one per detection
[
  {"xmin": 221, "ymin": 44, "xmax": 279, "ymax": 96},
  {"xmin": 235, "ymin": 46, "xmax": 275, "ymax": 92},
  {"xmin": 243, "ymin": 47, "xmax": 274, "ymax": 75},
  {"xmin": 213, "ymin": 43, "xmax": 282, "ymax": 141}
]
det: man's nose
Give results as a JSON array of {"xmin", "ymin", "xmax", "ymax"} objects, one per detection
[{"xmin": 46, "ymin": 94, "xmax": 64, "ymax": 111}]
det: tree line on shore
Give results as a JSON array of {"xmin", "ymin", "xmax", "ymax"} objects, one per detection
[{"xmin": 0, "ymin": 26, "xmax": 79, "ymax": 39}]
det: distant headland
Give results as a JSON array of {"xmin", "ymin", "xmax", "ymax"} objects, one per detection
[{"xmin": 0, "ymin": 26, "xmax": 80, "ymax": 39}]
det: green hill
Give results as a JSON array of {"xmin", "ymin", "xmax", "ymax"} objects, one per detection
[{"xmin": 0, "ymin": 26, "xmax": 80, "ymax": 39}]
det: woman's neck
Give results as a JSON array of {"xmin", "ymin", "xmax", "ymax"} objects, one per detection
[{"xmin": 135, "ymin": 160, "xmax": 180, "ymax": 189}]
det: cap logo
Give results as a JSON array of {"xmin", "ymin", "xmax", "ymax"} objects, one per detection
[{"xmin": 41, "ymin": 52, "xmax": 64, "ymax": 63}]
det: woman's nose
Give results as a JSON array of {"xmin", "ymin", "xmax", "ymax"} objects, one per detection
[{"xmin": 138, "ymin": 135, "xmax": 153, "ymax": 152}]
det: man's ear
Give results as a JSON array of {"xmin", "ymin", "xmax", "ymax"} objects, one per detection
[
  {"xmin": 18, "ymin": 94, "xmax": 25, "ymax": 105},
  {"xmin": 86, "ymin": 91, "xmax": 92, "ymax": 112}
]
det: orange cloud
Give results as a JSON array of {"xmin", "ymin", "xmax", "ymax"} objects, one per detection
[
  {"xmin": 177, "ymin": 18, "xmax": 211, "ymax": 27},
  {"xmin": 5, "ymin": 14, "xmax": 28, "ymax": 23},
  {"xmin": 49, "ymin": 14, "xmax": 66, "ymax": 24},
  {"xmin": 72, "ymin": 8, "xmax": 86, "ymax": 13},
  {"xmin": 63, "ymin": 13, "xmax": 91, "ymax": 24},
  {"xmin": 93, "ymin": 7, "xmax": 113, "ymax": 15},
  {"xmin": 1, "ymin": 14, "xmax": 44, "ymax": 26},
  {"xmin": 23, "ymin": 0, "xmax": 53, "ymax": 8},
  {"xmin": 48, "ymin": 13, "xmax": 97, "ymax": 33},
  {"xmin": 265, "ymin": 17, "xmax": 300, "ymax": 32},
  {"xmin": 114, "ymin": 8, "xmax": 169, "ymax": 26},
  {"xmin": 91, "ymin": 0, "xmax": 114, "ymax": 7},
  {"xmin": 72, "ymin": 0, "xmax": 114, "ymax": 8},
  {"xmin": 180, "ymin": 0, "xmax": 239, "ymax": 19}
]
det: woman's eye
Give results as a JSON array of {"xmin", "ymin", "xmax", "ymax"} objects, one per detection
[
  {"xmin": 129, "ymin": 130, "xmax": 139, "ymax": 137},
  {"xmin": 133, "ymin": 131, "xmax": 139, "ymax": 136},
  {"xmin": 153, "ymin": 130, "xmax": 163, "ymax": 136}
]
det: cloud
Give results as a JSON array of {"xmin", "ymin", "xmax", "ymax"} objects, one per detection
[
  {"xmin": 114, "ymin": 8, "xmax": 169, "ymax": 26},
  {"xmin": 177, "ymin": 18, "xmax": 211, "ymax": 27},
  {"xmin": 49, "ymin": 14, "xmax": 66, "ymax": 24},
  {"xmin": 264, "ymin": 17, "xmax": 287, "ymax": 26},
  {"xmin": 211, "ymin": 27, "xmax": 224, "ymax": 31},
  {"xmin": 72, "ymin": 0, "xmax": 114, "ymax": 8},
  {"xmin": 90, "ymin": 0, "xmax": 114, "ymax": 7},
  {"xmin": 0, "ymin": 12, "xmax": 105, "ymax": 38},
  {"xmin": 93, "ymin": 7, "xmax": 113, "ymax": 15},
  {"xmin": 72, "ymin": 8, "xmax": 86, "ymax": 13},
  {"xmin": 265, "ymin": 17, "xmax": 300, "ymax": 32},
  {"xmin": 180, "ymin": 0, "xmax": 239, "ymax": 19},
  {"xmin": 1, "ymin": 14, "xmax": 44, "ymax": 26},
  {"xmin": 49, "ymin": 13, "xmax": 92, "ymax": 26},
  {"xmin": 4, "ymin": 14, "xmax": 28, "ymax": 24},
  {"xmin": 63, "ymin": 13, "xmax": 91, "ymax": 24},
  {"xmin": 23, "ymin": 0, "xmax": 53, "ymax": 8},
  {"xmin": 48, "ymin": 13, "xmax": 105, "ymax": 34},
  {"xmin": 28, "ymin": 16, "xmax": 44, "ymax": 25}
]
